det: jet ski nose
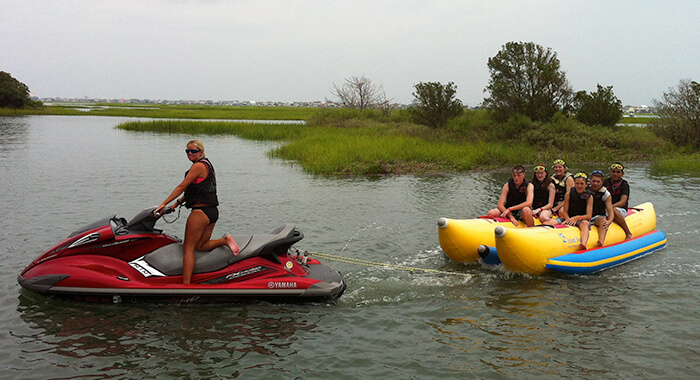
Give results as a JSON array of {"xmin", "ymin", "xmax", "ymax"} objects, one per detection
[{"xmin": 437, "ymin": 217, "xmax": 449, "ymax": 229}]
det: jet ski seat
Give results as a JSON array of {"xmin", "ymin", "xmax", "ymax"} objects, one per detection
[{"xmin": 142, "ymin": 224, "xmax": 302, "ymax": 275}]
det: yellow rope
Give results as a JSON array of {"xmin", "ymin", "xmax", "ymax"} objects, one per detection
[{"xmin": 307, "ymin": 251, "xmax": 470, "ymax": 277}]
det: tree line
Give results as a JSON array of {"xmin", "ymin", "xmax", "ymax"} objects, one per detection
[
  {"xmin": 0, "ymin": 71, "xmax": 42, "ymax": 109},
  {"xmin": 332, "ymin": 41, "xmax": 698, "ymax": 149}
]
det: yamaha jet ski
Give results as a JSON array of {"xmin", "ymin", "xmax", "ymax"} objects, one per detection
[{"xmin": 18, "ymin": 207, "xmax": 346, "ymax": 303}]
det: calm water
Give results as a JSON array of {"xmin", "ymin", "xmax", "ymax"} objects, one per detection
[{"xmin": 1, "ymin": 116, "xmax": 698, "ymax": 379}]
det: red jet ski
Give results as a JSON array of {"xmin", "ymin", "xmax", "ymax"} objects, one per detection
[{"xmin": 18, "ymin": 207, "xmax": 346, "ymax": 303}]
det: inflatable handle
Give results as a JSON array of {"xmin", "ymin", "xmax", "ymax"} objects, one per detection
[
  {"xmin": 477, "ymin": 245, "xmax": 490, "ymax": 258},
  {"xmin": 495, "ymin": 226, "xmax": 507, "ymax": 238},
  {"xmin": 478, "ymin": 245, "xmax": 502, "ymax": 265},
  {"xmin": 437, "ymin": 217, "xmax": 449, "ymax": 229}
]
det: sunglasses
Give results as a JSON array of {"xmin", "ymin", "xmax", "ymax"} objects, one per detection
[
  {"xmin": 610, "ymin": 163, "xmax": 624, "ymax": 171},
  {"xmin": 573, "ymin": 172, "xmax": 588, "ymax": 180},
  {"xmin": 552, "ymin": 159, "xmax": 566, "ymax": 167},
  {"xmin": 534, "ymin": 166, "xmax": 547, "ymax": 172},
  {"xmin": 591, "ymin": 170, "xmax": 604, "ymax": 176},
  {"xmin": 185, "ymin": 149, "xmax": 201, "ymax": 154},
  {"xmin": 512, "ymin": 171, "xmax": 525, "ymax": 175}
]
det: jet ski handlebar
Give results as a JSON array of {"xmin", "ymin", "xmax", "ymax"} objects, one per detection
[
  {"xmin": 154, "ymin": 206, "xmax": 176, "ymax": 218},
  {"xmin": 126, "ymin": 206, "xmax": 175, "ymax": 233}
]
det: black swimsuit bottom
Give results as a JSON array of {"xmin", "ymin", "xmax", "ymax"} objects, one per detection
[{"xmin": 191, "ymin": 206, "xmax": 219, "ymax": 224}]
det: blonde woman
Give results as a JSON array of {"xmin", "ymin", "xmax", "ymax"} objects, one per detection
[
  {"xmin": 154, "ymin": 140, "xmax": 239, "ymax": 284},
  {"xmin": 525, "ymin": 164, "xmax": 556, "ymax": 224},
  {"xmin": 550, "ymin": 159, "xmax": 574, "ymax": 216}
]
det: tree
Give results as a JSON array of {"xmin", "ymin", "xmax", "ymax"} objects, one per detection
[
  {"xmin": 331, "ymin": 75, "xmax": 387, "ymax": 112},
  {"xmin": 484, "ymin": 41, "xmax": 573, "ymax": 122},
  {"xmin": 574, "ymin": 84, "xmax": 623, "ymax": 127},
  {"xmin": 0, "ymin": 71, "xmax": 33, "ymax": 109},
  {"xmin": 652, "ymin": 79, "xmax": 700, "ymax": 148},
  {"xmin": 409, "ymin": 81, "xmax": 463, "ymax": 129}
]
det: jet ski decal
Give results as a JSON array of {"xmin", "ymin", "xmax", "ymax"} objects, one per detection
[{"xmin": 129, "ymin": 257, "xmax": 167, "ymax": 277}]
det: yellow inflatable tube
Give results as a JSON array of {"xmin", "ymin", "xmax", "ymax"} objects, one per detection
[
  {"xmin": 494, "ymin": 202, "xmax": 657, "ymax": 275},
  {"xmin": 437, "ymin": 216, "xmax": 540, "ymax": 263}
]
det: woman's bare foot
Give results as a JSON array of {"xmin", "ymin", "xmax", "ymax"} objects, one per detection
[
  {"xmin": 579, "ymin": 243, "xmax": 587, "ymax": 251},
  {"xmin": 597, "ymin": 239, "xmax": 604, "ymax": 247},
  {"xmin": 225, "ymin": 235, "xmax": 240, "ymax": 255},
  {"xmin": 625, "ymin": 233, "xmax": 633, "ymax": 240}
]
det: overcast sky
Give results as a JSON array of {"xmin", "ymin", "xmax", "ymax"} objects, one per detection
[{"xmin": 2, "ymin": 1, "xmax": 698, "ymax": 106}]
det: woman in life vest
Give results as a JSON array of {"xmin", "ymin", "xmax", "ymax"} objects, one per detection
[
  {"xmin": 154, "ymin": 140, "xmax": 239, "ymax": 284},
  {"xmin": 550, "ymin": 159, "xmax": 574, "ymax": 216},
  {"xmin": 560, "ymin": 172, "xmax": 593, "ymax": 250},
  {"xmin": 524, "ymin": 164, "xmax": 556, "ymax": 225}
]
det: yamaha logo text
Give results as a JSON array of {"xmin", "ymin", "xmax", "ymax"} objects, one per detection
[{"xmin": 268, "ymin": 281, "xmax": 298, "ymax": 289}]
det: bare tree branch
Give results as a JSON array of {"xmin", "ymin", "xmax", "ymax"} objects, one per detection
[{"xmin": 331, "ymin": 75, "xmax": 388, "ymax": 112}]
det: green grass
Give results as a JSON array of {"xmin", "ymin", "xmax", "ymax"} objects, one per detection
[
  {"xmin": 5, "ymin": 103, "xmax": 697, "ymax": 176},
  {"xmin": 117, "ymin": 120, "xmax": 305, "ymax": 141},
  {"xmin": 0, "ymin": 103, "xmax": 325, "ymax": 120},
  {"xmin": 617, "ymin": 116, "xmax": 656, "ymax": 124},
  {"xmin": 650, "ymin": 152, "xmax": 700, "ymax": 176},
  {"xmin": 270, "ymin": 128, "xmax": 489, "ymax": 174},
  {"xmin": 116, "ymin": 115, "xmax": 687, "ymax": 176}
]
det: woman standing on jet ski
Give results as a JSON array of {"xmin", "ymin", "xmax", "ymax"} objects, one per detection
[{"xmin": 154, "ymin": 140, "xmax": 240, "ymax": 284}]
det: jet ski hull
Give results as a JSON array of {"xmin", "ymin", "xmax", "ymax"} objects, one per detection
[{"xmin": 18, "ymin": 208, "xmax": 346, "ymax": 303}]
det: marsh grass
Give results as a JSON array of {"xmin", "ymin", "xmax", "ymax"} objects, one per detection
[
  {"xmin": 3, "ymin": 103, "xmax": 322, "ymax": 120},
  {"xmin": 617, "ymin": 116, "xmax": 656, "ymax": 124},
  {"xmin": 270, "ymin": 129, "xmax": 496, "ymax": 174},
  {"xmin": 650, "ymin": 152, "xmax": 700, "ymax": 175},
  {"xmin": 116, "ymin": 118, "xmax": 567, "ymax": 175},
  {"xmin": 117, "ymin": 120, "xmax": 304, "ymax": 141},
  {"xmin": 307, "ymin": 108, "xmax": 412, "ymax": 126},
  {"xmin": 58, "ymin": 105, "xmax": 699, "ymax": 176}
]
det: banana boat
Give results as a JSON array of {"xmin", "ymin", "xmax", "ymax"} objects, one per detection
[
  {"xmin": 437, "ymin": 216, "xmax": 542, "ymax": 263},
  {"xmin": 493, "ymin": 202, "xmax": 666, "ymax": 275}
]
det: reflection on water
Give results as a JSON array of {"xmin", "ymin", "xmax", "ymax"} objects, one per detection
[
  {"xmin": 428, "ymin": 277, "xmax": 628, "ymax": 376},
  {"xmin": 16, "ymin": 291, "xmax": 319, "ymax": 378},
  {"xmin": 0, "ymin": 117, "xmax": 30, "ymax": 149}
]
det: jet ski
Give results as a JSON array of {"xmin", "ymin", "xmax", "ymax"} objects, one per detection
[{"xmin": 17, "ymin": 206, "xmax": 346, "ymax": 303}]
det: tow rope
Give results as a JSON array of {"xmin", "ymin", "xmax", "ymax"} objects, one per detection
[{"xmin": 295, "ymin": 250, "xmax": 471, "ymax": 277}]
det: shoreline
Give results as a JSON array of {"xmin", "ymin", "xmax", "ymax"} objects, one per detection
[{"xmin": 2, "ymin": 104, "xmax": 698, "ymax": 176}]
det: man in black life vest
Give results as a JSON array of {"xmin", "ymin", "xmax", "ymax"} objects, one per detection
[
  {"xmin": 603, "ymin": 163, "xmax": 634, "ymax": 240},
  {"xmin": 486, "ymin": 165, "xmax": 535, "ymax": 227}
]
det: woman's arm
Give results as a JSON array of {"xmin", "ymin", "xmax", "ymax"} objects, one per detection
[
  {"xmin": 543, "ymin": 183, "xmax": 556, "ymax": 210},
  {"xmin": 155, "ymin": 162, "xmax": 206, "ymax": 213}
]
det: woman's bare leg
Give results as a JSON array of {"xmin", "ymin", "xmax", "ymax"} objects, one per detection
[{"xmin": 182, "ymin": 210, "xmax": 211, "ymax": 284}]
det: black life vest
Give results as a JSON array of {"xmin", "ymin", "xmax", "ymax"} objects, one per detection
[
  {"xmin": 184, "ymin": 158, "xmax": 219, "ymax": 207},
  {"xmin": 532, "ymin": 178, "xmax": 550, "ymax": 209},
  {"xmin": 591, "ymin": 186, "xmax": 609, "ymax": 216},
  {"xmin": 551, "ymin": 173, "xmax": 571, "ymax": 204},
  {"xmin": 505, "ymin": 178, "xmax": 530, "ymax": 208},
  {"xmin": 568, "ymin": 186, "xmax": 591, "ymax": 217}
]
